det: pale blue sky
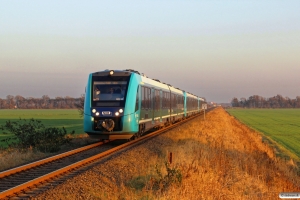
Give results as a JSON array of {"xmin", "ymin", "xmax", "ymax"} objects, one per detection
[{"xmin": 1, "ymin": 1, "xmax": 299, "ymax": 102}]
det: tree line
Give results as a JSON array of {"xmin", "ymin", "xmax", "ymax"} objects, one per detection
[
  {"xmin": 231, "ymin": 95, "xmax": 300, "ymax": 108},
  {"xmin": 0, "ymin": 95, "xmax": 84, "ymax": 109}
]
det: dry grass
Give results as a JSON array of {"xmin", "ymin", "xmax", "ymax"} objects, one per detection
[
  {"xmin": 0, "ymin": 147, "xmax": 48, "ymax": 172},
  {"xmin": 35, "ymin": 107, "xmax": 300, "ymax": 200},
  {"xmin": 138, "ymin": 107, "xmax": 300, "ymax": 199},
  {"xmin": 0, "ymin": 134, "xmax": 96, "ymax": 172}
]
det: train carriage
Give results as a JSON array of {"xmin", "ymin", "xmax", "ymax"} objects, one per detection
[{"xmin": 84, "ymin": 69, "xmax": 205, "ymax": 140}]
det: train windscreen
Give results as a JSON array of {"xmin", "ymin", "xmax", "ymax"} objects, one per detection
[{"xmin": 93, "ymin": 81, "xmax": 127, "ymax": 101}]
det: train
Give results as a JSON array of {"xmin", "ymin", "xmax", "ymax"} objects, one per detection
[{"xmin": 83, "ymin": 69, "xmax": 205, "ymax": 140}]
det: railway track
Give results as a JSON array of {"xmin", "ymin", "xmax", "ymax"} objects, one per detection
[{"xmin": 0, "ymin": 110, "xmax": 209, "ymax": 199}]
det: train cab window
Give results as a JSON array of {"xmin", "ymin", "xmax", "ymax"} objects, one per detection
[{"xmin": 93, "ymin": 81, "xmax": 127, "ymax": 102}]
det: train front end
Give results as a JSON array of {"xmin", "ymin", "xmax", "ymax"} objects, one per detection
[{"xmin": 83, "ymin": 70, "xmax": 139, "ymax": 140}]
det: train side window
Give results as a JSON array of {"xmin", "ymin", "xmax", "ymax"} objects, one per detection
[
  {"xmin": 149, "ymin": 88, "xmax": 151, "ymax": 109},
  {"xmin": 163, "ymin": 91, "xmax": 167, "ymax": 108},
  {"xmin": 167, "ymin": 92, "xmax": 170, "ymax": 109},
  {"xmin": 172, "ymin": 94, "xmax": 175, "ymax": 109},
  {"xmin": 162, "ymin": 92, "xmax": 165, "ymax": 108},
  {"xmin": 135, "ymin": 86, "xmax": 139, "ymax": 112},
  {"xmin": 155, "ymin": 89, "xmax": 160, "ymax": 110},
  {"xmin": 153, "ymin": 89, "xmax": 156, "ymax": 110},
  {"xmin": 148, "ymin": 88, "xmax": 151, "ymax": 110},
  {"xmin": 171, "ymin": 94, "xmax": 174, "ymax": 109},
  {"xmin": 145, "ymin": 87, "xmax": 148, "ymax": 109},
  {"xmin": 141, "ymin": 86, "xmax": 145, "ymax": 109},
  {"xmin": 141, "ymin": 86, "xmax": 152, "ymax": 110}
]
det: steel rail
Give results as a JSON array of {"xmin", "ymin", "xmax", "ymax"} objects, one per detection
[{"xmin": 0, "ymin": 111, "xmax": 206, "ymax": 199}]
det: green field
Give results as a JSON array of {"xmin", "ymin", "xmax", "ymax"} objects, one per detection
[
  {"xmin": 227, "ymin": 109, "xmax": 300, "ymax": 160},
  {"xmin": 0, "ymin": 109, "xmax": 84, "ymax": 147}
]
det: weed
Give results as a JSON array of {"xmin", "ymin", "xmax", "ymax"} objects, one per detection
[
  {"xmin": 148, "ymin": 161, "xmax": 182, "ymax": 191},
  {"xmin": 126, "ymin": 175, "xmax": 149, "ymax": 190},
  {"xmin": 0, "ymin": 118, "xmax": 74, "ymax": 152}
]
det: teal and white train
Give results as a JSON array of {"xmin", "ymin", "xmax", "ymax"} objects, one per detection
[{"xmin": 84, "ymin": 69, "xmax": 205, "ymax": 140}]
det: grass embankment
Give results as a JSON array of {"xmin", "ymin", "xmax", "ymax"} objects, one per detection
[
  {"xmin": 35, "ymin": 107, "xmax": 300, "ymax": 199},
  {"xmin": 0, "ymin": 109, "xmax": 83, "ymax": 147},
  {"xmin": 227, "ymin": 109, "xmax": 300, "ymax": 163}
]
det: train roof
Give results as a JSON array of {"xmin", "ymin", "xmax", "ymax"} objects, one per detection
[{"xmin": 93, "ymin": 69, "xmax": 202, "ymax": 97}]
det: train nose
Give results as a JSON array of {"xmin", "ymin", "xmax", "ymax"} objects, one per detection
[{"xmin": 97, "ymin": 119, "xmax": 115, "ymax": 132}]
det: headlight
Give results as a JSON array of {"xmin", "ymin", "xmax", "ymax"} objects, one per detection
[
  {"xmin": 92, "ymin": 109, "xmax": 96, "ymax": 113},
  {"xmin": 96, "ymin": 112, "xmax": 99, "ymax": 116},
  {"xmin": 109, "ymin": 70, "xmax": 114, "ymax": 75},
  {"xmin": 115, "ymin": 112, "xmax": 119, "ymax": 116},
  {"xmin": 119, "ymin": 109, "xmax": 123, "ymax": 113}
]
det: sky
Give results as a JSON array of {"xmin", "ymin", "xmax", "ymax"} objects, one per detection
[{"xmin": 1, "ymin": 1, "xmax": 299, "ymax": 103}]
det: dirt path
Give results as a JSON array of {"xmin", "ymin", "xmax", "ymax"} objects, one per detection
[{"xmin": 34, "ymin": 107, "xmax": 300, "ymax": 200}]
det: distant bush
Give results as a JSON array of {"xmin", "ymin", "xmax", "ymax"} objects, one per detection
[{"xmin": 0, "ymin": 118, "xmax": 74, "ymax": 152}]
